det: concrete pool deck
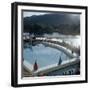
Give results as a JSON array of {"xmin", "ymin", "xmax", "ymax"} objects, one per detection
[{"xmin": 23, "ymin": 57, "xmax": 80, "ymax": 77}]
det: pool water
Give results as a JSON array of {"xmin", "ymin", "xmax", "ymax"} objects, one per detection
[{"xmin": 23, "ymin": 44, "xmax": 70, "ymax": 68}]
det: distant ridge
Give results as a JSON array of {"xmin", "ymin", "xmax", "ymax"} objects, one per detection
[{"xmin": 24, "ymin": 13, "xmax": 80, "ymax": 35}]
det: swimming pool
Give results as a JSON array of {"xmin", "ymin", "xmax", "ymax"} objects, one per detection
[{"xmin": 23, "ymin": 43, "xmax": 71, "ymax": 69}]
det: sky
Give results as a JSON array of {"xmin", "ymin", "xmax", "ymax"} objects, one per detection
[{"xmin": 23, "ymin": 12, "xmax": 49, "ymax": 17}]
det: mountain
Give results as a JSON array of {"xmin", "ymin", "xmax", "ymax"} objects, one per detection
[{"xmin": 24, "ymin": 13, "xmax": 80, "ymax": 35}]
